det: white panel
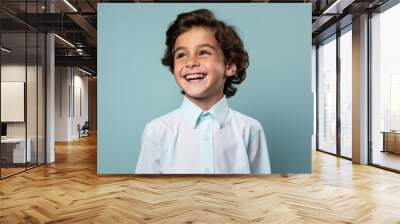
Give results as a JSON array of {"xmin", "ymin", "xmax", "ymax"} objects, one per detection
[
  {"xmin": 73, "ymin": 86, "xmax": 81, "ymax": 138},
  {"xmin": 1, "ymin": 82, "xmax": 25, "ymax": 122},
  {"xmin": 75, "ymin": 86, "xmax": 81, "ymax": 118}
]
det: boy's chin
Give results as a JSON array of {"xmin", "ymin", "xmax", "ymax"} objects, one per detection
[
  {"xmin": 181, "ymin": 88, "xmax": 205, "ymax": 98},
  {"xmin": 185, "ymin": 93, "xmax": 208, "ymax": 100}
]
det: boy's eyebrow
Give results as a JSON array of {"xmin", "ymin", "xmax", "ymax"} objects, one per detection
[
  {"xmin": 196, "ymin": 43, "xmax": 217, "ymax": 50},
  {"xmin": 173, "ymin": 44, "xmax": 217, "ymax": 56}
]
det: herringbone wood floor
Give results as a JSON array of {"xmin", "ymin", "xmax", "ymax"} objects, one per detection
[{"xmin": 1, "ymin": 134, "xmax": 400, "ymax": 224}]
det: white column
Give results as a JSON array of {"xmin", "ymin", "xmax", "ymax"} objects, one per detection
[
  {"xmin": 46, "ymin": 33, "xmax": 55, "ymax": 163},
  {"xmin": 46, "ymin": 1, "xmax": 55, "ymax": 163},
  {"xmin": 352, "ymin": 14, "xmax": 369, "ymax": 164}
]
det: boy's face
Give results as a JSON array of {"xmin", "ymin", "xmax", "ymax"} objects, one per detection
[{"xmin": 173, "ymin": 27, "xmax": 236, "ymax": 101}]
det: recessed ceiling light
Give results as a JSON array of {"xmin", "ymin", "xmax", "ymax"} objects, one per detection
[
  {"xmin": 1, "ymin": 47, "xmax": 11, "ymax": 53},
  {"xmin": 63, "ymin": 0, "xmax": 78, "ymax": 12},
  {"xmin": 78, "ymin": 67, "xmax": 93, "ymax": 76},
  {"xmin": 322, "ymin": 0, "xmax": 354, "ymax": 15},
  {"xmin": 54, "ymin": 34, "xmax": 75, "ymax": 48}
]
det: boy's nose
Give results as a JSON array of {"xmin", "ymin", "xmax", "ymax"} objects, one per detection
[{"xmin": 186, "ymin": 58, "xmax": 200, "ymax": 68}]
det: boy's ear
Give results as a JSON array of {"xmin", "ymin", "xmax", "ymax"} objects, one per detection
[{"xmin": 225, "ymin": 61, "xmax": 237, "ymax": 77}]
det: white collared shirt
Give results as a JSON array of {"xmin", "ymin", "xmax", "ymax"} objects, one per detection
[{"xmin": 135, "ymin": 96, "xmax": 271, "ymax": 174}]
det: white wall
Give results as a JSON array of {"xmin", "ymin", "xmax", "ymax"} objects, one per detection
[
  {"xmin": 71, "ymin": 72, "xmax": 89, "ymax": 138},
  {"xmin": 1, "ymin": 64, "xmax": 41, "ymax": 137},
  {"xmin": 55, "ymin": 66, "xmax": 70, "ymax": 141},
  {"xmin": 55, "ymin": 67, "xmax": 89, "ymax": 141}
]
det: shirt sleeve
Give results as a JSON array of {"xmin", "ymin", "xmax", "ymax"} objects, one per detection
[
  {"xmin": 248, "ymin": 126, "xmax": 271, "ymax": 174},
  {"xmin": 135, "ymin": 126, "xmax": 161, "ymax": 174}
]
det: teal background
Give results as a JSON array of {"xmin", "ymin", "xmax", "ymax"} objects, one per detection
[{"xmin": 98, "ymin": 3, "xmax": 312, "ymax": 174}]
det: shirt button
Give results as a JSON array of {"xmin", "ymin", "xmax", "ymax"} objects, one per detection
[{"xmin": 204, "ymin": 135, "xmax": 210, "ymax": 141}]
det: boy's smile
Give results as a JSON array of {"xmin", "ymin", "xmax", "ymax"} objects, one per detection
[
  {"xmin": 183, "ymin": 66, "xmax": 208, "ymax": 82},
  {"xmin": 184, "ymin": 72, "xmax": 206, "ymax": 82},
  {"xmin": 173, "ymin": 27, "xmax": 236, "ymax": 111}
]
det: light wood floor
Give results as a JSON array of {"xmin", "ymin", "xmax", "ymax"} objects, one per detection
[
  {"xmin": 1, "ymin": 163, "xmax": 45, "ymax": 178},
  {"xmin": 0, "ymin": 167, "xmax": 26, "ymax": 178},
  {"xmin": 373, "ymin": 150, "xmax": 400, "ymax": 171},
  {"xmin": 1, "ymin": 134, "xmax": 400, "ymax": 224}
]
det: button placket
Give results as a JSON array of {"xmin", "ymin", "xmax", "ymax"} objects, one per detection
[
  {"xmin": 199, "ymin": 112, "xmax": 214, "ymax": 174},
  {"xmin": 205, "ymin": 115, "xmax": 214, "ymax": 174}
]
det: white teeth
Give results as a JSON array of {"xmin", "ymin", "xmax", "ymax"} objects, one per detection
[{"xmin": 185, "ymin": 73, "xmax": 205, "ymax": 81}]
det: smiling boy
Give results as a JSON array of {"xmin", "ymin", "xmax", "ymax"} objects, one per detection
[{"xmin": 135, "ymin": 9, "xmax": 271, "ymax": 174}]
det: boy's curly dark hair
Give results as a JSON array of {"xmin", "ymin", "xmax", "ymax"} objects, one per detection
[{"xmin": 161, "ymin": 9, "xmax": 249, "ymax": 98}]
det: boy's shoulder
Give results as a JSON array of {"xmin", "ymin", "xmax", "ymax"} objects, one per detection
[
  {"xmin": 229, "ymin": 109, "xmax": 264, "ymax": 131},
  {"xmin": 143, "ymin": 109, "xmax": 181, "ymax": 135}
]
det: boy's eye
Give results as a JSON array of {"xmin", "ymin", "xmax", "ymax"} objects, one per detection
[
  {"xmin": 199, "ymin": 50, "xmax": 211, "ymax": 56},
  {"xmin": 175, "ymin": 52, "xmax": 186, "ymax": 59}
]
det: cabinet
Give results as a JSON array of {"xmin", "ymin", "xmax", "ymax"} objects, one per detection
[
  {"xmin": 382, "ymin": 131, "xmax": 400, "ymax": 154},
  {"xmin": 0, "ymin": 138, "xmax": 32, "ymax": 164}
]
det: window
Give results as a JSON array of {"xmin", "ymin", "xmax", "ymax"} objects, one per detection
[
  {"xmin": 371, "ymin": 2, "xmax": 400, "ymax": 171},
  {"xmin": 339, "ymin": 28, "xmax": 352, "ymax": 158},
  {"xmin": 317, "ymin": 35, "xmax": 337, "ymax": 154},
  {"xmin": 0, "ymin": 1, "xmax": 47, "ymax": 179}
]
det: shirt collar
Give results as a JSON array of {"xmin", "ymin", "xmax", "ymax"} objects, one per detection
[{"xmin": 181, "ymin": 96, "xmax": 229, "ymax": 129}]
